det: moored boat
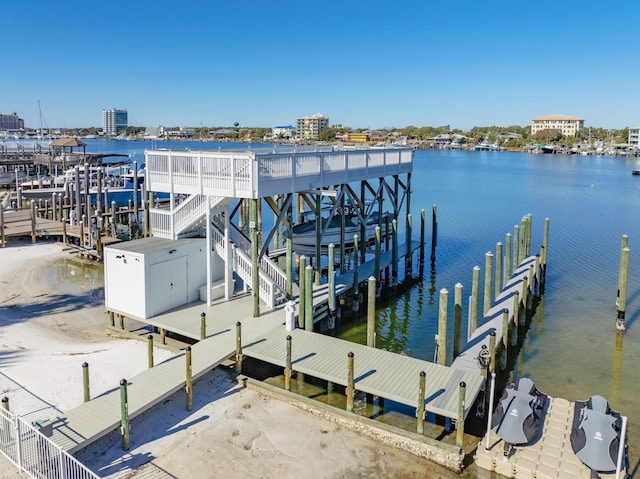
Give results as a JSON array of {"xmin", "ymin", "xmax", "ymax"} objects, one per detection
[{"xmin": 292, "ymin": 211, "xmax": 387, "ymax": 255}]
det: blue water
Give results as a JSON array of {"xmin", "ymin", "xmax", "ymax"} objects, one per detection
[{"xmin": 82, "ymin": 140, "xmax": 640, "ymax": 469}]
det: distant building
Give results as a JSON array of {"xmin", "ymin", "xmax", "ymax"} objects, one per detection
[
  {"xmin": 0, "ymin": 112, "xmax": 24, "ymax": 131},
  {"xmin": 165, "ymin": 127, "xmax": 196, "ymax": 139},
  {"xmin": 629, "ymin": 127, "xmax": 640, "ymax": 147},
  {"xmin": 144, "ymin": 126, "xmax": 165, "ymax": 139},
  {"xmin": 295, "ymin": 113, "xmax": 329, "ymax": 140},
  {"xmin": 272, "ymin": 125, "xmax": 296, "ymax": 138},
  {"xmin": 531, "ymin": 115, "xmax": 584, "ymax": 137},
  {"xmin": 102, "ymin": 108, "xmax": 128, "ymax": 136}
]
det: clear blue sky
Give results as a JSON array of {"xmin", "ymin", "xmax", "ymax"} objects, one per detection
[{"xmin": 3, "ymin": 0, "xmax": 639, "ymax": 131}]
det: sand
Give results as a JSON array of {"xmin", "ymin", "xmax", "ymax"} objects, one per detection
[{"xmin": 0, "ymin": 240, "xmax": 454, "ymax": 479}]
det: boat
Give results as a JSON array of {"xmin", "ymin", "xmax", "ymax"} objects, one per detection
[
  {"xmin": 292, "ymin": 211, "xmax": 387, "ymax": 255},
  {"xmin": 632, "ymin": 170, "xmax": 640, "ymax": 176},
  {"xmin": 474, "ymin": 140, "xmax": 491, "ymax": 151},
  {"xmin": 570, "ymin": 395, "xmax": 628, "ymax": 476},
  {"xmin": 17, "ymin": 165, "xmax": 152, "ymax": 206},
  {"xmin": 491, "ymin": 377, "xmax": 548, "ymax": 457},
  {"xmin": 541, "ymin": 144, "xmax": 561, "ymax": 154}
]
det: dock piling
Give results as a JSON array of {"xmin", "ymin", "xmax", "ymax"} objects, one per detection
[
  {"xmin": 453, "ymin": 283, "xmax": 463, "ymax": 357},
  {"xmin": 298, "ymin": 255, "xmax": 306, "ymax": 328},
  {"xmin": 616, "ymin": 244, "xmax": 630, "ymax": 331},
  {"xmin": 120, "ymin": 379, "xmax": 129, "ymax": 451},
  {"xmin": 470, "ymin": 266, "xmax": 480, "ymax": 337},
  {"xmin": 437, "ymin": 288, "xmax": 448, "ymax": 366},
  {"xmin": 483, "ymin": 252, "xmax": 493, "ymax": 316},
  {"xmin": 185, "ymin": 346, "xmax": 193, "ymax": 411},
  {"xmin": 406, "ymin": 213, "xmax": 413, "ymax": 277},
  {"xmin": 456, "ymin": 381, "xmax": 466, "ymax": 448},
  {"xmin": 235, "ymin": 322, "xmax": 243, "ymax": 374},
  {"xmin": 417, "ymin": 371, "xmax": 426, "ymax": 434},
  {"xmin": 495, "ymin": 242, "xmax": 503, "ymax": 298},
  {"xmin": 367, "ymin": 276, "xmax": 376, "ymax": 348},
  {"xmin": 200, "ymin": 312, "xmax": 206, "ymax": 340},
  {"xmin": 285, "ymin": 335, "xmax": 292, "ymax": 391},
  {"xmin": 392, "ymin": 219, "xmax": 398, "ymax": 282},
  {"xmin": 147, "ymin": 334, "xmax": 154, "ymax": 368},
  {"xmin": 501, "ymin": 309, "xmax": 509, "ymax": 370},
  {"xmin": 305, "ymin": 265, "xmax": 313, "ymax": 331},
  {"xmin": 346, "ymin": 352, "xmax": 354, "ymax": 413},
  {"xmin": 374, "ymin": 226, "xmax": 381, "ymax": 285},
  {"xmin": 82, "ymin": 362, "xmax": 90, "ymax": 403}
]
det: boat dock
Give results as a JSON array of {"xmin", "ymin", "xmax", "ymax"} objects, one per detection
[{"xmin": 41, "ymin": 289, "xmax": 483, "ymax": 454}]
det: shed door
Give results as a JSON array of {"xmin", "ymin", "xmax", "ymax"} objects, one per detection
[{"xmin": 149, "ymin": 256, "xmax": 188, "ymax": 316}]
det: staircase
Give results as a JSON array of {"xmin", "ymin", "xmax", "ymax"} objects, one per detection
[
  {"xmin": 150, "ymin": 194, "xmax": 288, "ymax": 309},
  {"xmin": 210, "ymin": 217, "xmax": 288, "ymax": 308}
]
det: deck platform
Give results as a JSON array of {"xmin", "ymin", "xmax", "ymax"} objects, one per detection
[{"xmin": 475, "ymin": 396, "xmax": 619, "ymax": 479}]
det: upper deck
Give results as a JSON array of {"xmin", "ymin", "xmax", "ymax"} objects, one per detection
[{"xmin": 145, "ymin": 147, "xmax": 413, "ymax": 199}]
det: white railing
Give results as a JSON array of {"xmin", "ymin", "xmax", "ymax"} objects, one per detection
[
  {"xmin": 145, "ymin": 148, "xmax": 413, "ymax": 199},
  {"xmin": 0, "ymin": 408, "xmax": 98, "ymax": 479},
  {"xmin": 150, "ymin": 195, "xmax": 231, "ymax": 239},
  {"xmin": 210, "ymin": 221, "xmax": 282, "ymax": 308}
]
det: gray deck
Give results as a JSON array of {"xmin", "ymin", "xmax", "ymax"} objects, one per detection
[
  {"xmin": 243, "ymin": 326, "xmax": 483, "ymax": 420},
  {"xmin": 451, "ymin": 255, "xmax": 538, "ymax": 373}
]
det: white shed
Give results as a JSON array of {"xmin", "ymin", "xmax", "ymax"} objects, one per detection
[{"xmin": 104, "ymin": 237, "xmax": 225, "ymax": 320}]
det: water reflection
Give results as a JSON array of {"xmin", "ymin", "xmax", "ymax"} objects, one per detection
[{"xmin": 44, "ymin": 257, "xmax": 104, "ymax": 304}]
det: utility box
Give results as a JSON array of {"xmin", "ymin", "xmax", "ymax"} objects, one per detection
[{"xmin": 104, "ymin": 237, "xmax": 224, "ymax": 320}]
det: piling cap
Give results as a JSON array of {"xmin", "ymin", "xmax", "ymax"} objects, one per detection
[{"xmin": 120, "ymin": 379, "xmax": 127, "ymax": 386}]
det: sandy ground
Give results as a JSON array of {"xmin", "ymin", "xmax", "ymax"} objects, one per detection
[{"xmin": 0, "ymin": 240, "xmax": 458, "ymax": 479}]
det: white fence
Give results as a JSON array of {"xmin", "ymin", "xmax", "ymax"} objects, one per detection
[
  {"xmin": 145, "ymin": 148, "xmax": 414, "ymax": 199},
  {"xmin": 0, "ymin": 407, "xmax": 98, "ymax": 479}
]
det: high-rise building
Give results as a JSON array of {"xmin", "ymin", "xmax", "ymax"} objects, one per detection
[
  {"xmin": 102, "ymin": 108, "xmax": 128, "ymax": 136},
  {"xmin": 0, "ymin": 112, "xmax": 24, "ymax": 131},
  {"xmin": 295, "ymin": 113, "xmax": 329, "ymax": 140}
]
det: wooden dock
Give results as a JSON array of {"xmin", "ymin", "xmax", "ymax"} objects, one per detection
[
  {"xmin": 452, "ymin": 255, "xmax": 538, "ymax": 374},
  {"xmin": 41, "ymin": 283, "xmax": 484, "ymax": 453}
]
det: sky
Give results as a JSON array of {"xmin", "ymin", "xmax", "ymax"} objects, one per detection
[{"xmin": 2, "ymin": 0, "xmax": 639, "ymax": 131}]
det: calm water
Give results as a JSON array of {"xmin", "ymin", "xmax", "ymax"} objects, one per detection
[{"xmin": 79, "ymin": 140, "xmax": 640, "ymax": 470}]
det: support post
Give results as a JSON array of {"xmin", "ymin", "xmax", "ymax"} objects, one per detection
[
  {"xmin": 489, "ymin": 331, "xmax": 496, "ymax": 373},
  {"xmin": 406, "ymin": 213, "xmax": 413, "ymax": 277},
  {"xmin": 513, "ymin": 225, "xmax": 519, "ymax": 270},
  {"xmin": 417, "ymin": 371, "xmax": 426, "ymax": 434},
  {"xmin": 456, "ymin": 381, "xmax": 466, "ymax": 448},
  {"xmin": 185, "ymin": 346, "xmax": 193, "ymax": 411},
  {"xmin": 298, "ymin": 255, "xmax": 306, "ymax": 329},
  {"xmin": 148, "ymin": 334, "xmax": 154, "ymax": 368},
  {"xmin": 120, "ymin": 379, "xmax": 129, "ymax": 451},
  {"xmin": 430, "ymin": 204, "xmax": 437, "ymax": 264},
  {"xmin": 346, "ymin": 352, "xmax": 354, "ymax": 413},
  {"xmin": 285, "ymin": 335, "xmax": 292, "ymax": 391},
  {"xmin": 501, "ymin": 309, "xmax": 509, "ymax": 370},
  {"xmin": 200, "ymin": 312, "xmax": 206, "ymax": 340},
  {"xmin": 505, "ymin": 233, "xmax": 512, "ymax": 279},
  {"xmin": 392, "ymin": 219, "xmax": 398, "ymax": 282},
  {"xmin": 419, "ymin": 208, "xmax": 426, "ymax": 271},
  {"xmin": 82, "ymin": 362, "xmax": 90, "ymax": 403},
  {"xmin": 495, "ymin": 242, "xmax": 503, "ymax": 297},
  {"xmin": 367, "ymin": 276, "xmax": 376, "ymax": 348},
  {"xmin": 305, "ymin": 265, "xmax": 313, "ymax": 331},
  {"xmin": 250, "ymin": 199, "xmax": 260, "ymax": 317},
  {"xmin": 328, "ymin": 244, "xmax": 336, "ymax": 312},
  {"xmin": 470, "ymin": 266, "xmax": 480, "ymax": 336},
  {"xmin": 453, "ymin": 283, "xmax": 463, "ymax": 357},
  {"xmin": 437, "ymin": 288, "xmax": 448, "ymax": 366},
  {"xmin": 616, "ymin": 245, "xmax": 630, "ymax": 331},
  {"xmin": 483, "ymin": 252, "xmax": 493, "ymax": 316},
  {"xmin": 286, "ymin": 201, "xmax": 293, "ymax": 299},
  {"xmin": 235, "ymin": 322, "xmax": 243, "ymax": 374},
  {"xmin": 374, "ymin": 226, "xmax": 381, "ymax": 285},
  {"xmin": 353, "ymin": 234, "xmax": 360, "ymax": 298}
]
